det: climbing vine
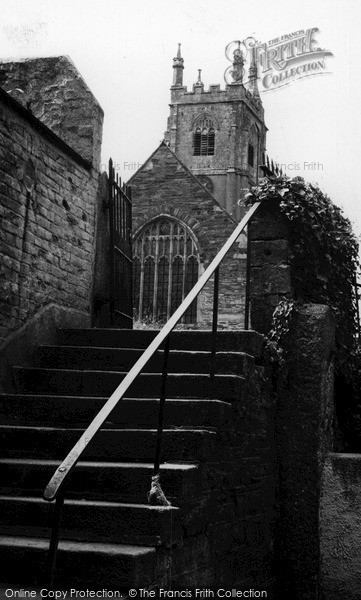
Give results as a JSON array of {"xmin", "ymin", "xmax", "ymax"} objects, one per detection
[
  {"xmin": 245, "ymin": 175, "xmax": 359, "ymax": 359},
  {"xmin": 244, "ymin": 175, "xmax": 361, "ymax": 448},
  {"xmin": 265, "ymin": 298, "xmax": 295, "ymax": 369}
]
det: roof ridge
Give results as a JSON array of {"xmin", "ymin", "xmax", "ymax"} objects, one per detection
[
  {"xmin": 126, "ymin": 140, "xmax": 237, "ymax": 224},
  {"xmin": 162, "ymin": 141, "xmax": 236, "ymax": 223},
  {"xmin": 126, "ymin": 141, "xmax": 165, "ymax": 185}
]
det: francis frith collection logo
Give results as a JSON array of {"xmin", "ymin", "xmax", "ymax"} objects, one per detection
[{"xmin": 224, "ymin": 28, "xmax": 334, "ymax": 91}]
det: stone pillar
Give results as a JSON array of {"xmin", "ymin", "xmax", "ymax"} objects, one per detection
[
  {"xmin": 92, "ymin": 172, "xmax": 112, "ymax": 327},
  {"xmin": 248, "ymin": 198, "xmax": 293, "ymax": 333},
  {"xmin": 275, "ymin": 304, "xmax": 335, "ymax": 599},
  {"xmin": 320, "ymin": 454, "xmax": 361, "ymax": 600},
  {"xmin": 248, "ymin": 198, "xmax": 336, "ymax": 597}
]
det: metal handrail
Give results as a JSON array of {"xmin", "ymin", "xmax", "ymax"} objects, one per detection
[
  {"xmin": 42, "ymin": 200, "xmax": 261, "ymax": 586},
  {"xmin": 43, "ymin": 200, "xmax": 261, "ymax": 504}
]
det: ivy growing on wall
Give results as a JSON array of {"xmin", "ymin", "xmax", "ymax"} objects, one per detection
[
  {"xmin": 265, "ymin": 299, "xmax": 295, "ymax": 367},
  {"xmin": 245, "ymin": 175, "xmax": 359, "ymax": 358}
]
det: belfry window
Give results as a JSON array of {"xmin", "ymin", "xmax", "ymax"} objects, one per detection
[
  {"xmin": 194, "ymin": 128, "xmax": 201, "ymax": 155},
  {"xmin": 193, "ymin": 117, "xmax": 216, "ymax": 156},
  {"xmin": 207, "ymin": 128, "xmax": 215, "ymax": 154},
  {"xmin": 133, "ymin": 217, "xmax": 200, "ymax": 324}
]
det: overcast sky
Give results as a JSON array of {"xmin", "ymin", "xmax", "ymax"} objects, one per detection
[{"xmin": 1, "ymin": 0, "xmax": 360, "ymax": 236}]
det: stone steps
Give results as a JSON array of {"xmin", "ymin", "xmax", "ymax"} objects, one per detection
[
  {"xmin": 0, "ymin": 458, "xmax": 201, "ymax": 503},
  {"xmin": 57, "ymin": 327, "xmax": 263, "ymax": 356},
  {"xmin": 34, "ymin": 345, "xmax": 252, "ymax": 376},
  {"xmin": 12, "ymin": 366, "xmax": 245, "ymax": 400},
  {"xmin": 0, "ymin": 425, "xmax": 219, "ymax": 462},
  {"xmin": 0, "ymin": 326, "xmax": 259, "ymax": 588},
  {"xmin": 0, "ymin": 495, "xmax": 182, "ymax": 546},
  {"xmin": 0, "ymin": 535, "xmax": 164, "ymax": 588},
  {"xmin": 0, "ymin": 394, "xmax": 232, "ymax": 428}
]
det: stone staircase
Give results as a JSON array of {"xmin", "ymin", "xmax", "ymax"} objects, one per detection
[{"xmin": 0, "ymin": 327, "xmax": 264, "ymax": 590}]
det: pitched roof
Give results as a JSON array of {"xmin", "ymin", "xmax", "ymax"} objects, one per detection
[{"xmin": 127, "ymin": 140, "xmax": 236, "ymax": 224}]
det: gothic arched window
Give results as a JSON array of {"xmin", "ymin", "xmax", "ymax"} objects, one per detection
[
  {"xmin": 133, "ymin": 217, "xmax": 200, "ymax": 324},
  {"xmin": 193, "ymin": 116, "xmax": 216, "ymax": 156},
  {"xmin": 194, "ymin": 128, "xmax": 201, "ymax": 155}
]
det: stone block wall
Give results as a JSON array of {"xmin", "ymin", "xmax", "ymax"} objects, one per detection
[
  {"xmin": 171, "ymin": 100, "xmax": 236, "ymax": 171},
  {"xmin": 129, "ymin": 142, "xmax": 247, "ymax": 328},
  {"xmin": 0, "ymin": 64, "xmax": 103, "ymax": 348},
  {"xmin": 249, "ymin": 198, "xmax": 292, "ymax": 334},
  {"xmin": 168, "ymin": 350, "xmax": 277, "ymax": 592},
  {"xmin": 276, "ymin": 304, "xmax": 335, "ymax": 599},
  {"xmin": 165, "ymin": 81, "xmax": 266, "ymax": 214},
  {"xmin": 320, "ymin": 454, "xmax": 361, "ymax": 600},
  {"xmin": 214, "ymin": 359, "xmax": 276, "ymax": 590},
  {"xmin": 248, "ymin": 198, "xmax": 337, "ymax": 597},
  {"xmin": 0, "ymin": 56, "xmax": 103, "ymax": 167}
]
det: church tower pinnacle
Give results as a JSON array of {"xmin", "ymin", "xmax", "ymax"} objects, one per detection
[
  {"xmin": 248, "ymin": 46, "xmax": 261, "ymax": 102},
  {"xmin": 165, "ymin": 44, "xmax": 267, "ymax": 218},
  {"xmin": 172, "ymin": 43, "xmax": 184, "ymax": 87},
  {"xmin": 194, "ymin": 68, "xmax": 204, "ymax": 92}
]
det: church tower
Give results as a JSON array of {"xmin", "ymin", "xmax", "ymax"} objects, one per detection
[{"xmin": 164, "ymin": 43, "xmax": 267, "ymax": 219}]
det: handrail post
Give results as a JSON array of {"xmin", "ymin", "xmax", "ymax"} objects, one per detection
[
  {"xmin": 108, "ymin": 159, "xmax": 115, "ymax": 327},
  {"xmin": 244, "ymin": 224, "xmax": 251, "ymax": 330},
  {"xmin": 42, "ymin": 201, "xmax": 262, "ymax": 505},
  {"xmin": 210, "ymin": 267, "xmax": 220, "ymax": 379},
  {"xmin": 44, "ymin": 491, "xmax": 65, "ymax": 588},
  {"xmin": 355, "ymin": 274, "xmax": 361, "ymax": 340},
  {"xmin": 154, "ymin": 335, "xmax": 171, "ymax": 476}
]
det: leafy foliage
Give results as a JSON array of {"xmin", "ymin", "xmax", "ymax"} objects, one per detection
[
  {"xmin": 265, "ymin": 299, "xmax": 295, "ymax": 369},
  {"xmin": 245, "ymin": 175, "xmax": 361, "ymax": 448},
  {"xmin": 245, "ymin": 175, "xmax": 359, "ymax": 356}
]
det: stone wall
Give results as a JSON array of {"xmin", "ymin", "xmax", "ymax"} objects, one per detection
[
  {"xmin": 249, "ymin": 198, "xmax": 293, "ymax": 334},
  {"xmin": 129, "ymin": 142, "xmax": 247, "ymax": 328},
  {"xmin": 220, "ymin": 357, "xmax": 276, "ymax": 590},
  {"xmin": 172, "ymin": 99, "xmax": 236, "ymax": 171},
  {"xmin": 275, "ymin": 304, "xmax": 335, "ymax": 599},
  {"xmin": 0, "ymin": 56, "xmax": 103, "ymax": 167},
  {"xmin": 248, "ymin": 198, "xmax": 337, "ymax": 597},
  {"xmin": 165, "ymin": 80, "xmax": 266, "ymax": 214},
  {"xmin": 168, "ymin": 341, "xmax": 277, "ymax": 592},
  {"xmin": 92, "ymin": 172, "xmax": 112, "ymax": 327},
  {"xmin": 320, "ymin": 454, "xmax": 361, "ymax": 600},
  {"xmin": 0, "ymin": 65, "xmax": 103, "ymax": 349}
]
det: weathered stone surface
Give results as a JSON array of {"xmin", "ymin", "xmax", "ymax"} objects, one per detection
[
  {"xmin": 92, "ymin": 172, "xmax": 111, "ymax": 326},
  {"xmin": 169, "ymin": 533, "xmax": 212, "ymax": 578},
  {"xmin": 0, "ymin": 56, "xmax": 103, "ymax": 166},
  {"xmin": 250, "ymin": 239, "xmax": 290, "ymax": 266},
  {"xmin": 0, "ymin": 304, "xmax": 90, "ymax": 393},
  {"xmin": 250, "ymin": 264, "xmax": 292, "ymax": 296},
  {"xmin": 276, "ymin": 303, "xmax": 335, "ymax": 599},
  {"xmin": 320, "ymin": 453, "xmax": 361, "ymax": 600},
  {"xmin": 163, "ymin": 75, "xmax": 266, "ymax": 216},
  {"xmin": 0, "ymin": 71, "xmax": 102, "ymax": 347},
  {"xmin": 249, "ymin": 199, "xmax": 290, "ymax": 241},
  {"xmin": 1, "ymin": 317, "xmax": 277, "ymax": 590},
  {"xmin": 250, "ymin": 296, "xmax": 287, "ymax": 335},
  {"xmin": 129, "ymin": 142, "xmax": 247, "ymax": 328},
  {"xmin": 249, "ymin": 198, "xmax": 293, "ymax": 333}
]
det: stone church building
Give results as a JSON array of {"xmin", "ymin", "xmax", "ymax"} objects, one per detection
[{"xmin": 129, "ymin": 45, "xmax": 267, "ymax": 328}]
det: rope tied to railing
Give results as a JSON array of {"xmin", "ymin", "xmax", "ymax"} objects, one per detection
[
  {"xmin": 148, "ymin": 474, "xmax": 171, "ymax": 506},
  {"xmin": 147, "ymin": 333, "xmax": 171, "ymax": 505}
]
